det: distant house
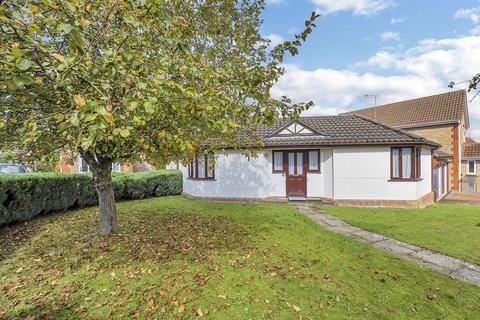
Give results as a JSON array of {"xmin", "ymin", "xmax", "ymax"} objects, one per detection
[
  {"xmin": 58, "ymin": 151, "xmax": 155, "ymax": 173},
  {"xmin": 461, "ymin": 141, "xmax": 480, "ymax": 192},
  {"xmin": 171, "ymin": 115, "xmax": 439, "ymax": 207},
  {"xmin": 344, "ymin": 90, "xmax": 470, "ymax": 199}
]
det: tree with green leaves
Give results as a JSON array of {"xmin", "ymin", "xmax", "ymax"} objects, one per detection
[
  {"xmin": 449, "ymin": 73, "xmax": 480, "ymax": 101},
  {"xmin": 0, "ymin": 0, "xmax": 318, "ymax": 235}
]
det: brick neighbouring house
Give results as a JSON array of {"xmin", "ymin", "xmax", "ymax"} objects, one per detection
[
  {"xmin": 344, "ymin": 90, "xmax": 470, "ymax": 199},
  {"xmin": 461, "ymin": 141, "xmax": 480, "ymax": 192},
  {"xmin": 58, "ymin": 151, "xmax": 155, "ymax": 173}
]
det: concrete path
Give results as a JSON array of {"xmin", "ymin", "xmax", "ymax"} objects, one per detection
[
  {"xmin": 442, "ymin": 191, "xmax": 480, "ymax": 206},
  {"xmin": 296, "ymin": 204, "xmax": 480, "ymax": 286}
]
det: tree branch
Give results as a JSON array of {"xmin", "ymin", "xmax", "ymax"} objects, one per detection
[{"xmin": 61, "ymin": 1, "xmax": 118, "ymax": 79}]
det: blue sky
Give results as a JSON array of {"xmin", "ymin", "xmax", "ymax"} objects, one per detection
[{"xmin": 260, "ymin": 0, "xmax": 480, "ymax": 137}]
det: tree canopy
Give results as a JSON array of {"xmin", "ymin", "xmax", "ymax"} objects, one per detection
[
  {"xmin": 0, "ymin": 0, "xmax": 318, "ymax": 234},
  {"xmin": 0, "ymin": 0, "xmax": 317, "ymax": 165}
]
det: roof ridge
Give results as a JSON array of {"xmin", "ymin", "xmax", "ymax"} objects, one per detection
[{"xmin": 343, "ymin": 89, "xmax": 466, "ymax": 114}]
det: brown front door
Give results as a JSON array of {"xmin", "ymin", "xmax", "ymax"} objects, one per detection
[{"xmin": 285, "ymin": 151, "xmax": 307, "ymax": 197}]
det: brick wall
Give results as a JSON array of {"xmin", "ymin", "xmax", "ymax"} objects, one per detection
[
  {"xmin": 406, "ymin": 125, "xmax": 454, "ymax": 153},
  {"xmin": 184, "ymin": 192, "xmax": 435, "ymax": 208},
  {"xmin": 57, "ymin": 151, "xmax": 143, "ymax": 173},
  {"xmin": 404, "ymin": 124, "xmax": 459, "ymax": 190}
]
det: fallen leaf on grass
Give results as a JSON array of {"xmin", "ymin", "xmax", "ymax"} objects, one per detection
[
  {"xmin": 178, "ymin": 305, "xmax": 185, "ymax": 313},
  {"xmin": 322, "ymin": 273, "xmax": 330, "ymax": 284},
  {"xmin": 147, "ymin": 299, "xmax": 155, "ymax": 308},
  {"xmin": 293, "ymin": 305, "xmax": 301, "ymax": 312},
  {"xmin": 197, "ymin": 307, "xmax": 204, "ymax": 317},
  {"xmin": 387, "ymin": 306, "xmax": 396, "ymax": 313}
]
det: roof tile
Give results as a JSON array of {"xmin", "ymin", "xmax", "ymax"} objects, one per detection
[
  {"xmin": 254, "ymin": 115, "xmax": 439, "ymax": 147},
  {"xmin": 462, "ymin": 143, "xmax": 480, "ymax": 158},
  {"xmin": 342, "ymin": 90, "xmax": 467, "ymax": 128}
]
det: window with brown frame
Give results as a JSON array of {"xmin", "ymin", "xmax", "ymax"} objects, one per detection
[
  {"xmin": 272, "ymin": 150, "xmax": 320, "ymax": 173},
  {"xmin": 188, "ymin": 154, "xmax": 215, "ymax": 180},
  {"xmin": 390, "ymin": 147, "xmax": 421, "ymax": 180},
  {"xmin": 272, "ymin": 151, "xmax": 284, "ymax": 173},
  {"xmin": 307, "ymin": 150, "xmax": 320, "ymax": 172}
]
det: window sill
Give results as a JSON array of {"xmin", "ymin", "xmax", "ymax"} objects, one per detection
[
  {"xmin": 388, "ymin": 178, "xmax": 423, "ymax": 182},
  {"xmin": 187, "ymin": 178, "xmax": 216, "ymax": 181},
  {"xmin": 466, "ymin": 173, "xmax": 477, "ymax": 176}
]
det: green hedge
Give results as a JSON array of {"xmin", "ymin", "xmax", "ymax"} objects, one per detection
[{"xmin": 0, "ymin": 170, "xmax": 182, "ymax": 226}]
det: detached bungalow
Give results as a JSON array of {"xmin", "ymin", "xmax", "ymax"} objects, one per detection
[{"xmin": 173, "ymin": 115, "xmax": 440, "ymax": 207}]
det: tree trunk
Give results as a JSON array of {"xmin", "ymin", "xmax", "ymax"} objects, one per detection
[{"xmin": 81, "ymin": 152, "xmax": 118, "ymax": 236}]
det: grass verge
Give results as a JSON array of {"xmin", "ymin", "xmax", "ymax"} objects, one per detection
[
  {"xmin": 1, "ymin": 197, "xmax": 479, "ymax": 319},
  {"xmin": 321, "ymin": 203, "xmax": 480, "ymax": 265}
]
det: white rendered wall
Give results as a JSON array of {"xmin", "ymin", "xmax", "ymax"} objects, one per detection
[
  {"xmin": 332, "ymin": 147, "xmax": 432, "ymax": 200},
  {"xmin": 181, "ymin": 150, "xmax": 285, "ymax": 198},
  {"xmin": 176, "ymin": 146, "xmax": 431, "ymax": 201},
  {"xmin": 416, "ymin": 148, "xmax": 433, "ymax": 198},
  {"xmin": 307, "ymin": 149, "xmax": 333, "ymax": 198}
]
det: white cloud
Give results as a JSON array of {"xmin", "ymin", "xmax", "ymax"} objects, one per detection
[
  {"xmin": 271, "ymin": 64, "xmax": 441, "ymax": 112},
  {"xmin": 454, "ymin": 6, "xmax": 480, "ymax": 24},
  {"xmin": 390, "ymin": 16, "xmax": 407, "ymax": 24},
  {"xmin": 361, "ymin": 51, "xmax": 396, "ymax": 69},
  {"xmin": 310, "ymin": 0, "xmax": 395, "ymax": 16},
  {"xmin": 272, "ymin": 34, "xmax": 480, "ymax": 138},
  {"xmin": 472, "ymin": 26, "xmax": 480, "ymax": 35},
  {"xmin": 381, "ymin": 31, "xmax": 400, "ymax": 41},
  {"xmin": 265, "ymin": 33, "xmax": 285, "ymax": 49}
]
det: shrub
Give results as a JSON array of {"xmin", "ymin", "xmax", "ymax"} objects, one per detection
[{"xmin": 0, "ymin": 170, "xmax": 182, "ymax": 226}]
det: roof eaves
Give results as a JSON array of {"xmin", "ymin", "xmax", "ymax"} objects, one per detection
[
  {"xmin": 463, "ymin": 90, "xmax": 470, "ymax": 129},
  {"xmin": 261, "ymin": 141, "xmax": 439, "ymax": 149},
  {"xmin": 396, "ymin": 120, "xmax": 460, "ymax": 129}
]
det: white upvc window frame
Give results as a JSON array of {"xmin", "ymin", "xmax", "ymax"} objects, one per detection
[
  {"xmin": 78, "ymin": 156, "xmax": 90, "ymax": 173},
  {"xmin": 467, "ymin": 160, "xmax": 476, "ymax": 175},
  {"xmin": 79, "ymin": 155, "xmax": 121, "ymax": 173},
  {"xmin": 112, "ymin": 163, "xmax": 121, "ymax": 173}
]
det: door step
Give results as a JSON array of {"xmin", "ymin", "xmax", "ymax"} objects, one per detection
[{"xmin": 288, "ymin": 196, "xmax": 308, "ymax": 202}]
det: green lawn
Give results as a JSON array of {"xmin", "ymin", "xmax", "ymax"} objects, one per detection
[
  {"xmin": 1, "ymin": 197, "xmax": 479, "ymax": 319},
  {"xmin": 321, "ymin": 203, "xmax": 480, "ymax": 265}
]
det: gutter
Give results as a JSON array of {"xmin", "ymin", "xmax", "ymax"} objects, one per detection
[
  {"xmin": 395, "ymin": 120, "xmax": 461, "ymax": 129},
  {"xmin": 262, "ymin": 141, "xmax": 440, "ymax": 149}
]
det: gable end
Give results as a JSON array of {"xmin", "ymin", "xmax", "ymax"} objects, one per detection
[{"xmin": 271, "ymin": 121, "xmax": 323, "ymax": 137}]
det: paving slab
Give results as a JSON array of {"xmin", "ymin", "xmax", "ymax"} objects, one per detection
[
  {"xmin": 372, "ymin": 239, "xmax": 418, "ymax": 256},
  {"xmin": 327, "ymin": 225, "xmax": 360, "ymax": 236},
  {"xmin": 451, "ymin": 268, "xmax": 480, "ymax": 286},
  {"xmin": 410, "ymin": 250, "xmax": 468, "ymax": 271},
  {"xmin": 296, "ymin": 204, "xmax": 480, "ymax": 287},
  {"xmin": 351, "ymin": 230, "xmax": 389, "ymax": 243},
  {"xmin": 406, "ymin": 258, "xmax": 456, "ymax": 274}
]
